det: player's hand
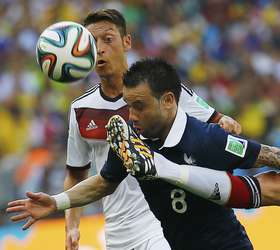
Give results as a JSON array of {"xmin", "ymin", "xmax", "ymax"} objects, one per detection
[
  {"xmin": 6, "ymin": 191, "xmax": 57, "ymax": 230},
  {"xmin": 218, "ymin": 115, "xmax": 242, "ymax": 135},
  {"xmin": 66, "ymin": 228, "xmax": 80, "ymax": 250}
]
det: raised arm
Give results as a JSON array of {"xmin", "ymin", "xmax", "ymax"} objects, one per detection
[{"xmin": 7, "ymin": 174, "xmax": 118, "ymax": 230}]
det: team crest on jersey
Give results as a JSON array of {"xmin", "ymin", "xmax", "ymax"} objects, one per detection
[
  {"xmin": 184, "ymin": 154, "xmax": 196, "ymax": 164},
  {"xmin": 225, "ymin": 135, "xmax": 248, "ymax": 158}
]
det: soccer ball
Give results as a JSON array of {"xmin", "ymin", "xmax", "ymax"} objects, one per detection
[{"xmin": 36, "ymin": 21, "xmax": 97, "ymax": 83}]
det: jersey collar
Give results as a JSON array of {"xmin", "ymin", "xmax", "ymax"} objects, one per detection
[{"xmin": 159, "ymin": 107, "xmax": 187, "ymax": 149}]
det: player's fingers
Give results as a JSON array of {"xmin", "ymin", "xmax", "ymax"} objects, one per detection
[
  {"xmin": 6, "ymin": 205, "xmax": 26, "ymax": 213},
  {"xmin": 220, "ymin": 122, "xmax": 231, "ymax": 132},
  {"xmin": 7, "ymin": 200, "xmax": 26, "ymax": 207},
  {"xmin": 66, "ymin": 241, "xmax": 78, "ymax": 250},
  {"xmin": 222, "ymin": 121, "xmax": 236, "ymax": 134},
  {"xmin": 232, "ymin": 124, "xmax": 238, "ymax": 134},
  {"xmin": 66, "ymin": 235, "xmax": 72, "ymax": 250},
  {"xmin": 66, "ymin": 230, "xmax": 80, "ymax": 250},
  {"xmin": 219, "ymin": 120, "xmax": 228, "ymax": 128},
  {"xmin": 235, "ymin": 123, "xmax": 242, "ymax": 135},
  {"xmin": 228, "ymin": 124, "xmax": 235, "ymax": 133},
  {"xmin": 71, "ymin": 235, "xmax": 80, "ymax": 250},
  {"xmin": 10, "ymin": 212, "xmax": 30, "ymax": 222},
  {"xmin": 26, "ymin": 191, "xmax": 41, "ymax": 200},
  {"xmin": 220, "ymin": 123, "xmax": 226, "ymax": 130},
  {"xmin": 22, "ymin": 218, "xmax": 36, "ymax": 230},
  {"xmin": 72, "ymin": 241, "xmax": 79, "ymax": 250},
  {"xmin": 228, "ymin": 122, "xmax": 241, "ymax": 135}
]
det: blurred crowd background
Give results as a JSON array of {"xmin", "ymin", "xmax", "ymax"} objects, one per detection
[{"xmin": 1, "ymin": 0, "xmax": 280, "ymax": 225}]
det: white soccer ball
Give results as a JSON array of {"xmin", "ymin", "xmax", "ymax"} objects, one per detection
[{"xmin": 36, "ymin": 21, "xmax": 97, "ymax": 83}]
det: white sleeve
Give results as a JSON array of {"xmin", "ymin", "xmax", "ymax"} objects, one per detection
[
  {"xmin": 66, "ymin": 106, "xmax": 91, "ymax": 167},
  {"xmin": 179, "ymin": 84, "xmax": 215, "ymax": 122}
]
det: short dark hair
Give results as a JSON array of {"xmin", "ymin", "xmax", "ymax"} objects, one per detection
[
  {"xmin": 83, "ymin": 9, "xmax": 127, "ymax": 36},
  {"xmin": 123, "ymin": 58, "xmax": 182, "ymax": 103}
]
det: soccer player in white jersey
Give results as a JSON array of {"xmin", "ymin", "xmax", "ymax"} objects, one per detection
[{"xmin": 63, "ymin": 9, "xmax": 241, "ymax": 250}]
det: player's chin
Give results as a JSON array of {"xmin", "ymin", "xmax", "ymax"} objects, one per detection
[{"xmin": 95, "ymin": 66, "xmax": 110, "ymax": 76}]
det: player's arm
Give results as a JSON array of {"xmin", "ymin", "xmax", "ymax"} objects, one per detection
[
  {"xmin": 180, "ymin": 123, "xmax": 280, "ymax": 207},
  {"xmin": 64, "ymin": 174, "xmax": 118, "ymax": 207},
  {"xmin": 64, "ymin": 105, "xmax": 93, "ymax": 250},
  {"xmin": 180, "ymin": 84, "xmax": 241, "ymax": 134},
  {"xmin": 64, "ymin": 167, "xmax": 89, "ymax": 250},
  {"xmin": 7, "ymin": 174, "xmax": 118, "ymax": 230},
  {"xmin": 255, "ymin": 171, "xmax": 280, "ymax": 206},
  {"xmin": 199, "ymin": 115, "xmax": 280, "ymax": 171},
  {"xmin": 254, "ymin": 144, "xmax": 280, "ymax": 168}
]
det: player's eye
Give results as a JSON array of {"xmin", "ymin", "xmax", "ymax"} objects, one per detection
[
  {"xmin": 132, "ymin": 102, "xmax": 144, "ymax": 111},
  {"xmin": 104, "ymin": 36, "xmax": 113, "ymax": 43}
]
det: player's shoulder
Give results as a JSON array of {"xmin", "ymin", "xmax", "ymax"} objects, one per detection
[
  {"xmin": 188, "ymin": 115, "xmax": 221, "ymax": 132},
  {"xmin": 71, "ymin": 84, "xmax": 100, "ymax": 107},
  {"xmin": 186, "ymin": 116, "xmax": 229, "ymax": 150},
  {"xmin": 184, "ymin": 115, "xmax": 217, "ymax": 140}
]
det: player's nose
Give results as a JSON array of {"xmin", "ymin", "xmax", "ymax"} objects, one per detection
[{"xmin": 96, "ymin": 40, "xmax": 105, "ymax": 55}]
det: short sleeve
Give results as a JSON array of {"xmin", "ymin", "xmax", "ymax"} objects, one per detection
[
  {"xmin": 100, "ymin": 148, "xmax": 128, "ymax": 183},
  {"xmin": 179, "ymin": 84, "xmax": 215, "ymax": 122},
  {"xmin": 185, "ymin": 117, "xmax": 261, "ymax": 171},
  {"xmin": 66, "ymin": 106, "xmax": 92, "ymax": 168}
]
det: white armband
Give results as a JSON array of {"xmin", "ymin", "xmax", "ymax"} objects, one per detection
[{"xmin": 52, "ymin": 193, "xmax": 71, "ymax": 211}]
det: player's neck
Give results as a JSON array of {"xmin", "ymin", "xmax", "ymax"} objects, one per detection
[{"xmin": 100, "ymin": 74, "xmax": 124, "ymax": 98}]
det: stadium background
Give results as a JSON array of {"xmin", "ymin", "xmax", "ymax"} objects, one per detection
[{"xmin": 0, "ymin": 0, "xmax": 280, "ymax": 249}]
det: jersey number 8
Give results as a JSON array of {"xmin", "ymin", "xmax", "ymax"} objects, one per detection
[{"xmin": 171, "ymin": 189, "xmax": 187, "ymax": 214}]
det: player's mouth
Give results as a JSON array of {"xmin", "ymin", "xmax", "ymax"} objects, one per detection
[{"xmin": 96, "ymin": 59, "xmax": 107, "ymax": 67}]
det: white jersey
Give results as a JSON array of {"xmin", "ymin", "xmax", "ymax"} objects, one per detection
[
  {"xmin": 179, "ymin": 84, "xmax": 215, "ymax": 122},
  {"xmin": 66, "ymin": 83, "xmax": 215, "ymax": 249}
]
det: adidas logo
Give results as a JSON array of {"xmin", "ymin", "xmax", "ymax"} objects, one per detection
[
  {"xmin": 86, "ymin": 120, "xmax": 98, "ymax": 131},
  {"xmin": 209, "ymin": 183, "xmax": 221, "ymax": 200}
]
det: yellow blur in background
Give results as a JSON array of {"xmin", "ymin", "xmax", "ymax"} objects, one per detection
[
  {"xmin": 1, "ymin": 208, "xmax": 279, "ymax": 250},
  {"xmin": 0, "ymin": 214, "xmax": 105, "ymax": 250},
  {"xmin": 236, "ymin": 207, "xmax": 280, "ymax": 250}
]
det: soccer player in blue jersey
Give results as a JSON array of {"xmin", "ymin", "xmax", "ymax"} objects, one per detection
[
  {"xmin": 7, "ymin": 58, "xmax": 280, "ymax": 249},
  {"xmin": 101, "ymin": 58, "xmax": 280, "ymax": 249}
]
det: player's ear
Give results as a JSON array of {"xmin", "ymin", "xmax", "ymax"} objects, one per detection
[
  {"xmin": 160, "ymin": 92, "xmax": 175, "ymax": 108},
  {"xmin": 123, "ymin": 34, "xmax": 131, "ymax": 51}
]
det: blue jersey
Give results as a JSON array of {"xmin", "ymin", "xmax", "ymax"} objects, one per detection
[{"xmin": 101, "ymin": 108, "xmax": 261, "ymax": 250}]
